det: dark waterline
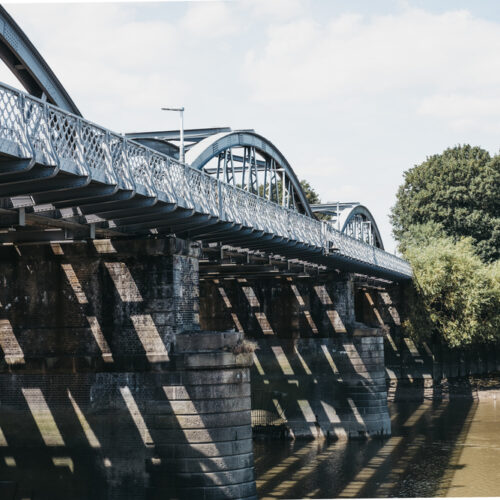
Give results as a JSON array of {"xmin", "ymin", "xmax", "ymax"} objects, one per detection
[{"xmin": 254, "ymin": 399, "xmax": 500, "ymax": 498}]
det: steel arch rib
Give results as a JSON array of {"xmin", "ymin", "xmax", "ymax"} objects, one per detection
[
  {"xmin": 339, "ymin": 205, "xmax": 385, "ymax": 249},
  {"xmin": 0, "ymin": 6, "xmax": 81, "ymax": 115},
  {"xmin": 185, "ymin": 130, "xmax": 314, "ymax": 217}
]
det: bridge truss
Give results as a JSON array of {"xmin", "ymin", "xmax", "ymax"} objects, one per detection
[{"xmin": 311, "ymin": 203, "xmax": 385, "ymax": 249}]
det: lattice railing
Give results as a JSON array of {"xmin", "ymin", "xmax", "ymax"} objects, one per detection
[{"xmin": 0, "ymin": 81, "xmax": 412, "ymax": 278}]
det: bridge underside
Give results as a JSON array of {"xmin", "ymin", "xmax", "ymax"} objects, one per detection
[{"xmin": 0, "ymin": 201, "xmax": 403, "ymax": 283}]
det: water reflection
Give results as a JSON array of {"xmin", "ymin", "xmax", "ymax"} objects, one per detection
[{"xmin": 255, "ymin": 400, "xmax": 500, "ymax": 498}]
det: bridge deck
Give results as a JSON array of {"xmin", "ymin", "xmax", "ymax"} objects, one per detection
[{"xmin": 0, "ymin": 82, "xmax": 411, "ymax": 281}]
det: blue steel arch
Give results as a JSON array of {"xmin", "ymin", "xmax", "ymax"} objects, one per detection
[
  {"xmin": 0, "ymin": 80, "xmax": 412, "ymax": 280},
  {"xmin": 0, "ymin": 6, "xmax": 80, "ymax": 115},
  {"xmin": 338, "ymin": 205, "xmax": 384, "ymax": 249},
  {"xmin": 312, "ymin": 203, "xmax": 384, "ymax": 249},
  {"xmin": 185, "ymin": 130, "xmax": 314, "ymax": 218},
  {"xmin": 0, "ymin": 5, "xmax": 410, "ymax": 279}
]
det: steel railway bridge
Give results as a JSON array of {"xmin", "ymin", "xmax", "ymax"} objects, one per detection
[
  {"xmin": 0, "ymin": 8, "xmax": 411, "ymax": 500},
  {"xmin": 0, "ymin": 6, "xmax": 410, "ymax": 282}
]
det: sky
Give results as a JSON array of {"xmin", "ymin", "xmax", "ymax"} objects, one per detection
[{"xmin": 1, "ymin": 0, "xmax": 500, "ymax": 253}]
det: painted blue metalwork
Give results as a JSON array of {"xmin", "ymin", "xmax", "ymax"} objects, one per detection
[
  {"xmin": 312, "ymin": 203, "xmax": 385, "ymax": 249},
  {"xmin": 0, "ymin": 6, "xmax": 80, "ymax": 115},
  {"xmin": 0, "ymin": 81, "xmax": 411, "ymax": 280},
  {"xmin": 185, "ymin": 131, "xmax": 313, "ymax": 217}
]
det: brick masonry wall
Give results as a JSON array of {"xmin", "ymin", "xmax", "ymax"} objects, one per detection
[
  {"xmin": 200, "ymin": 274, "xmax": 390, "ymax": 439},
  {"xmin": 200, "ymin": 272, "xmax": 355, "ymax": 338},
  {"xmin": 0, "ymin": 238, "xmax": 256, "ymax": 500},
  {"xmin": 251, "ymin": 333, "xmax": 390, "ymax": 440},
  {"xmin": 355, "ymin": 283, "xmax": 500, "ymax": 401},
  {"xmin": 0, "ymin": 238, "xmax": 200, "ymax": 370}
]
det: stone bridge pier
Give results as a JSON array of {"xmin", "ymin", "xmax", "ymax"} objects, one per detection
[
  {"xmin": 200, "ymin": 271, "xmax": 392, "ymax": 440},
  {"xmin": 0, "ymin": 238, "xmax": 257, "ymax": 500}
]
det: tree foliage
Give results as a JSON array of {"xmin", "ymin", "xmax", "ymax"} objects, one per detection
[
  {"xmin": 401, "ymin": 224, "xmax": 500, "ymax": 347},
  {"xmin": 391, "ymin": 145, "xmax": 500, "ymax": 262},
  {"xmin": 300, "ymin": 180, "xmax": 321, "ymax": 205},
  {"xmin": 299, "ymin": 179, "xmax": 330, "ymax": 220}
]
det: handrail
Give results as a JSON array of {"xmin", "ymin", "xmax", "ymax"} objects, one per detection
[{"xmin": 0, "ymin": 81, "xmax": 412, "ymax": 278}]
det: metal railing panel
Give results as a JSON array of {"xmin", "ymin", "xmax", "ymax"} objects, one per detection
[
  {"xmin": 0, "ymin": 86, "xmax": 31, "ymax": 157},
  {"xmin": 0, "ymin": 81, "xmax": 412, "ymax": 278},
  {"xmin": 109, "ymin": 133, "xmax": 135, "ymax": 191}
]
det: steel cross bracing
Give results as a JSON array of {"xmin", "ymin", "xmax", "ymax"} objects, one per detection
[
  {"xmin": 211, "ymin": 148, "xmax": 294, "ymax": 209},
  {"xmin": 345, "ymin": 215, "xmax": 374, "ymax": 246},
  {"xmin": 0, "ymin": 81, "xmax": 411, "ymax": 280}
]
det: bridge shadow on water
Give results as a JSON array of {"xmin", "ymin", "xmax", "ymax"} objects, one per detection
[{"xmin": 255, "ymin": 396, "xmax": 478, "ymax": 499}]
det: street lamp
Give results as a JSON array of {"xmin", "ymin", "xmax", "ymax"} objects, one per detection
[{"xmin": 161, "ymin": 106, "xmax": 185, "ymax": 164}]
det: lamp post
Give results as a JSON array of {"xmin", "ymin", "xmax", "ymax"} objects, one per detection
[{"xmin": 161, "ymin": 106, "xmax": 184, "ymax": 164}]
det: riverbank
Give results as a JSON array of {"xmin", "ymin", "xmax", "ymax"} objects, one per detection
[{"xmin": 387, "ymin": 372, "xmax": 500, "ymax": 402}]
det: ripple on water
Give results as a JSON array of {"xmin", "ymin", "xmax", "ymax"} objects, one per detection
[{"xmin": 255, "ymin": 400, "xmax": 500, "ymax": 499}]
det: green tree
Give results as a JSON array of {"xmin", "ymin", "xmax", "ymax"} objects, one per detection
[
  {"xmin": 299, "ymin": 179, "xmax": 321, "ymax": 205},
  {"xmin": 401, "ymin": 224, "xmax": 500, "ymax": 347},
  {"xmin": 391, "ymin": 145, "xmax": 500, "ymax": 262},
  {"xmin": 299, "ymin": 179, "xmax": 330, "ymax": 220},
  {"xmin": 256, "ymin": 178, "xmax": 329, "ymax": 218}
]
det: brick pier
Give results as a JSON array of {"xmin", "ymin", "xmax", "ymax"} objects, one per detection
[{"xmin": 0, "ymin": 238, "xmax": 256, "ymax": 499}]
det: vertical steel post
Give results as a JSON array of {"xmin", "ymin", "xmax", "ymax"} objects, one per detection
[
  {"xmin": 161, "ymin": 106, "xmax": 184, "ymax": 163},
  {"xmin": 218, "ymin": 180, "xmax": 224, "ymax": 220},
  {"xmin": 179, "ymin": 108, "xmax": 184, "ymax": 164}
]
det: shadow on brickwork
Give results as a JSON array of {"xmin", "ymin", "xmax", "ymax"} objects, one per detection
[
  {"xmin": 199, "ymin": 276, "xmax": 391, "ymax": 441},
  {"xmin": 197, "ymin": 276, "xmax": 482, "ymax": 498},
  {"xmin": 249, "ymin": 335, "xmax": 390, "ymax": 441},
  {"xmin": 0, "ymin": 240, "xmax": 255, "ymax": 500},
  {"xmin": 365, "ymin": 283, "xmax": 499, "ymax": 403},
  {"xmin": 200, "ymin": 274, "xmax": 355, "ymax": 340}
]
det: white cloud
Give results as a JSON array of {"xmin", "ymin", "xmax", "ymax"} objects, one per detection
[
  {"xmin": 3, "ymin": 2, "xmax": 500, "ymax": 252},
  {"xmin": 5, "ymin": 3, "xmax": 242, "ymax": 130},
  {"xmin": 243, "ymin": 8, "xmax": 500, "ymax": 107},
  {"xmin": 7, "ymin": 4, "xmax": 183, "ymax": 125},
  {"xmin": 244, "ymin": 0, "xmax": 308, "ymax": 22},
  {"xmin": 418, "ymin": 93, "xmax": 500, "ymax": 133},
  {"xmin": 181, "ymin": 2, "xmax": 240, "ymax": 39}
]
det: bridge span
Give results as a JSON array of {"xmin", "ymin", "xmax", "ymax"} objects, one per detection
[
  {"xmin": 0, "ymin": 6, "xmax": 410, "ymax": 500},
  {"xmin": 0, "ymin": 82, "xmax": 410, "ymax": 281}
]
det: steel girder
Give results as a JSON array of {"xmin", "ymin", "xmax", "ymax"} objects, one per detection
[
  {"xmin": 0, "ymin": 81, "xmax": 412, "ymax": 281},
  {"xmin": 340, "ymin": 205, "xmax": 384, "ymax": 249},
  {"xmin": 311, "ymin": 203, "xmax": 385, "ymax": 249}
]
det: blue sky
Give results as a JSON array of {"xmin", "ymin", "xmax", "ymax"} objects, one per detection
[{"xmin": 2, "ymin": 0, "xmax": 500, "ymax": 253}]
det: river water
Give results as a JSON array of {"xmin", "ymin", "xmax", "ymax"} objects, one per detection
[{"xmin": 254, "ymin": 399, "xmax": 500, "ymax": 498}]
